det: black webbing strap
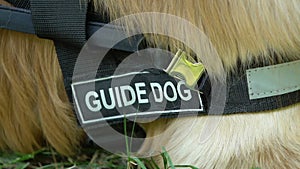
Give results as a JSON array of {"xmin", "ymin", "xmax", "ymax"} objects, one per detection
[
  {"xmin": 224, "ymin": 70, "xmax": 300, "ymax": 114},
  {"xmin": 2, "ymin": 1, "xmax": 300, "ymax": 117},
  {"xmin": 6, "ymin": 0, "xmax": 30, "ymax": 9},
  {"xmin": 30, "ymin": 0, "xmax": 87, "ymax": 46},
  {"xmin": 30, "ymin": 0, "xmax": 88, "ymax": 101}
]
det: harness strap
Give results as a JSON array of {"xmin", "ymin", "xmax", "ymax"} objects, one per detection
[
  {"xmin": 1, "ymin": 3, "xmax": 300, "ymax": 119},
  {"xmin": 224, "ymin": 60, "xmax": 300, "ymax": 114},
  {"xmin": 30, "ymin": 0, "xmax": 87, "ymax": 47},
  {"xmin": 30, "ymin": 0, "xmax": 88, "ymax": 101},
  {"xmin": 5, "ymin": 0, "xmax": 30, "ymax": 9}
]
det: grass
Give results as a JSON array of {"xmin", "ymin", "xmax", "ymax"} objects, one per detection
[
  {"xmin": 0, "ymin": 148, "xmax": 126, "ymax": 169},
  {"xmin": 0, "ymin": 121, "xmax": 261, "ymax": 169},
  {"xmin": 0, "ymin": 110, "xmax": 199, "ymax": 168},
  {"xmin": 0, "ymin": 110, "xmax": 200, "ymax": 168},
  {"xmin": 0, "ymin": 147, "xmax": 201, "ymax": 169},
  {"xmin": 0, "ymin": 118, "xmax": 260, "ymax": 169},
  {"xmin": 0, "ymin": 149, "xmax": 263, "ymax": 169}
]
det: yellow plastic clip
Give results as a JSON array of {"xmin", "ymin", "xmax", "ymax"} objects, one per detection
[{"xmin": 166, "ymin": 50, "xmax": 205, "ymax": 88}]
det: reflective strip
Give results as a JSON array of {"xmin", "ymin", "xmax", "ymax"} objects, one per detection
[{"xmin": 247, "ymin": 60, "xmax": 300, "ymax": 100}]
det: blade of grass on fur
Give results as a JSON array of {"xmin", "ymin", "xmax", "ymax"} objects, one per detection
[
  {"xmin": 123, "ymin": 116, "xmax": 131, "ymax": 159},
  {"xmin": 129, "ymin": 115, "xmax": 138, "ymax": 155},
  {"xmin": 147, "ymin": 157, "xmax": 161, "ymax": 169},
  {"xmin": 128, "ymin": 104, "xmax": 140, "ymax": 155},
  {"xmin": 124, "ymin": 105, "xmax": 140, "ymax": 159},
  {"xmin": 173, "ymin": 165, "xmax": 199, "ymax": 169},
  {"xmin": 161, "ymin": 151, "xmax": 168, "ymax": 169},
  {"xmin": 128, "ymin": 157, "xmax": 147, "ymax": 169},
  {"xmin": 162, "ymin": 147, "xmax": 175, "ymax": 169},
  {"xmin": 136, "ymin": 157, "xmax": 160, "ymax": 169}
]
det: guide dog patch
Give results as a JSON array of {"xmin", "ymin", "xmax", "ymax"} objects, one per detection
[{"xmin": 72, "ymin": 69, "xmax": 205, "ymax": 125}]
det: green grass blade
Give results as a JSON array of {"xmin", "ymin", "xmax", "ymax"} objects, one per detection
[
  {"xmin": 173, "ymin": 165, "xmax": 199, "ymax": 169},
  {"xmin": 15, "ymin": 162, "xmax": 30, "ymax": 169},
  {"xmin": 128, "ymin": 157, "xmax": 147, "ymax": 169},
  {"xmin": 162, "ymin": 147, "xmax": 175, "ymax": 169},
  {"xmin": 129, "ymin": 115, "xmax": 138, "ymax": 155},
  {"xmin": 161, "ymin": 151, "xmax": 168, "ymax": 169},
  {"xmin": 123, "ymin": 116, "xmax": 131, "ymax": 159},
  {"xmin": 149, "ymin": 157, "xmax": 161, "ymax": 169}
]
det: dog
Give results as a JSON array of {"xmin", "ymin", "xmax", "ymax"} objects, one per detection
[{"xmin": 0, "ymin": 0, "xmax": 299, "ymax": 168}]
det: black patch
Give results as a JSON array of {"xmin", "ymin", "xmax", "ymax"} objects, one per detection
[{"xmin": 72, "ymin": 69, "xmax": 205, "ymax": 126}]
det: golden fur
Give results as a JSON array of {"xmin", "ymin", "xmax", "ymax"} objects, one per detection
[
  {"xmin": 0, "ymin": 0, "xmax": 299, "ymax": 168},
  {"xmin": 0, "ymin": 0, "xmax": 10, "ymax": 6},
  {"xmin": 0, "ymin": 29, "xmax": 83, "ymax": 155},
  {"xmin": 97, "ymin": 0, "xmax": 300, "ymax": 168},
  {"xmin": 97, "ymin": 0, "xmax": 300, "ymax": 71}
]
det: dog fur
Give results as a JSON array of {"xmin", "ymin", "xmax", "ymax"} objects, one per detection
[
  {"xmin": 97, "ymin": 1, "xmax": 300, "ymax": 168},
  {"xmin": 0, "ymin": 29, "xmax": 83, "ymax": 155},
  {"xmin": 0, "ymin": 0, "xmax": 299, "ymax": 168}
]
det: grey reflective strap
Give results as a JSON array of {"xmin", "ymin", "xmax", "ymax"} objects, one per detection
[
  {"xmin": 224, "ymin": 60, "xmax": 300, "ymax": 114},
  {"xmin": 247, "ymin": 60, "xmax": 300, "ymax": 100}
]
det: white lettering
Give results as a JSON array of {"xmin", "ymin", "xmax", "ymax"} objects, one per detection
[
  {"xmin": 150, "ymin": 83, "xmax": 163, "ymax": 102},
  {"xmin": 100, "ymin": 88, "xmax": 116, "ymax": 110},
  {"xmin": 120, "ymin": 85, "xmax": 136, "ymax": 106},
  {"xmin": 85, "ymin": 91, "xmax": 102, "ymax": 112},
  {"xmin": 135, "ymin": 82, "xmax": 149, "ymax": 104},
  {"xmin": 163, "ymin": 81, "xmax": 178, "ymax": 102},
  {"xmin": 177, "ymin": 81, "xmax": 192, "ymax": 101},
  {"xmin": 84, "ymin": 80, "xmax": 194, "ymax": 111},
  {"xmin": 114, "ymin": 87, "xmax": 123, "ymax": 108}
]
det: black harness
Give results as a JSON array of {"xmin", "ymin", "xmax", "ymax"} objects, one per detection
[{"xmin": 1, "ymin": 0, "xmax": 300, "ymax": 126}]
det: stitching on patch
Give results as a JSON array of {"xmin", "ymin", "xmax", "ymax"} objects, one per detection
[
  {"xmin": 249, "ymin": 60, "xmax": 300, "ymax": 72},
  {"xmin": 249, "ymin": 85, "xmax": 300, "ymax": 96},
  {"xmin": 247, "ymin": 60, "xmax": 300, "ymax": 97}
]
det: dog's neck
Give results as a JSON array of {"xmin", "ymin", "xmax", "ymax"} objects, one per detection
[{"xmin": 96, "ymin": 0, "xmax": 300, "ymax": 73}]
